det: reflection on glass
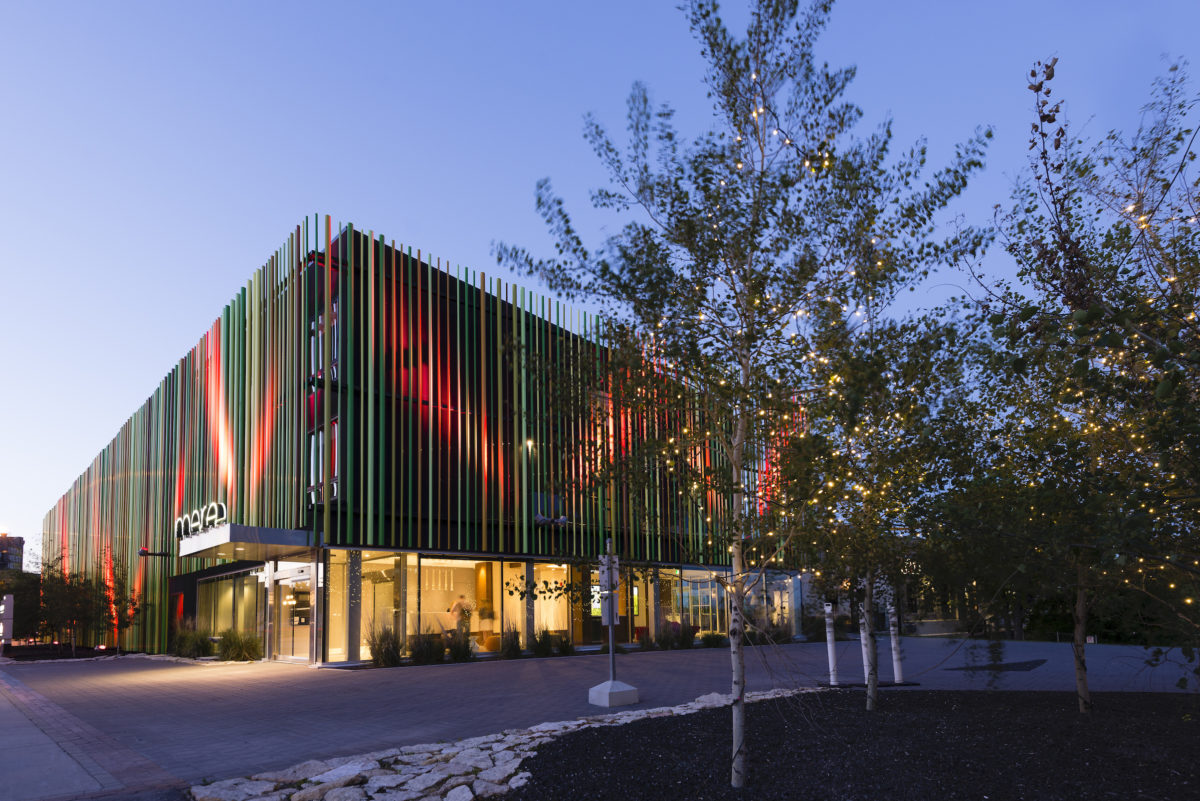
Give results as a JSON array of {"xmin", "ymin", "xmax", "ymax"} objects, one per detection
[{"xmin": 275, "ymin": 578, "xmax": 310, "ymax": 660}]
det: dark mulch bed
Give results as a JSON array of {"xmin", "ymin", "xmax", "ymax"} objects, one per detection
[{"xmin": 507, "ymin": 690, "xmax": 1199, "ymax": 801}]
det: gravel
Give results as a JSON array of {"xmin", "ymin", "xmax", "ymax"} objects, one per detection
[{"xmin": 506, "ymin": 690, "xmax": 1200, "ymax": 801}]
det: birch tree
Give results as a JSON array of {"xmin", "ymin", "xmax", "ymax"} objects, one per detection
[{"xmin": 498, "ymin": 0, "xmax": 986, "ymax": 786}]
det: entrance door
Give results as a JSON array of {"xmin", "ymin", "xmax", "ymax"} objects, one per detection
[{"xmin": 274, "ymin": 574, "xmax": 311, "ymax": 660}]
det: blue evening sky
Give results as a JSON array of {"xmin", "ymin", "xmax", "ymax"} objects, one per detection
[{"xmin": 1, "ymin": 1, "xmax": 1195, "ymax": 567}]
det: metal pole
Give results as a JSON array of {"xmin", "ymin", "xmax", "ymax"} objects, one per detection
[
  {"xmin": 607, "ymin": 538, "xmax": 616, "ymax": 685},
  {"xmin": 823, "ymin": 602, "xmax": 838, "ymax": 686}
]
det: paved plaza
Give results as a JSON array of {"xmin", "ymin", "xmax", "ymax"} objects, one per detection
[{"xmin": 0, "ymin": 637, "xmax": 1192, "ymax": 801}]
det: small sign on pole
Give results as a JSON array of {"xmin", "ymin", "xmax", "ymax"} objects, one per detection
[
  {"xmin": 589, "ymin": 540, "xmax": 638, "ymax": 708},
  {"xmin": 599, "ymin": 554, "xmax": 619, "ymax": 626}
]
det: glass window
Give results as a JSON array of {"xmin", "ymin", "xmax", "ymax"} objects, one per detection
[
  {"xmin": 501, "ymin": 561, "xmax": 528, "ymax": 644},
  {"xmin": 533, "ymin": 563, "xmax": 569, "ymax": 638},
  {"xmin": 359, "ymin": 551, "xmax": 409, "ymax": 657},
  {"xmin": 327, "ymin": 551, "xmax": 348, "ymax": 661}
]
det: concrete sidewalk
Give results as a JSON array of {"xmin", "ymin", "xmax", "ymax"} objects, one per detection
[{"xmin": 1, "ymin": 637, "xmax": 1193, "ymax": 801}]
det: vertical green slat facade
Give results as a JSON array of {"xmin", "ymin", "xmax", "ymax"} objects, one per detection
[{"xmin": 42, "ymin": 218, "xmax": 729, "ymax": 653}]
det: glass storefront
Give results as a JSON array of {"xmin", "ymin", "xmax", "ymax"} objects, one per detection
[
  {"xmin": 196, "ymin": 570, "xmax": 264, "ymax": 640},
  {"xmin": 293, "ymin": 549, "xmax": 748, "ymax": 662}
]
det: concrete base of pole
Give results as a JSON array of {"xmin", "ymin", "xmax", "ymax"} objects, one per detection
[{"xmin": 589, "ymin": 680, "xmax": 639, "ymax": 707}]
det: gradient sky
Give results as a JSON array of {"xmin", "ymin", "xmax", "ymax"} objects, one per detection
[{"xmin": 1, "ymin": 1, "xmax": 1196, "ymax": 569}]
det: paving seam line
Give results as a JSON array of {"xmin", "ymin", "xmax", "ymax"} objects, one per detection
[{"xmin": 0, "ymin": 668, "xmax": 180, "ymax": 792}]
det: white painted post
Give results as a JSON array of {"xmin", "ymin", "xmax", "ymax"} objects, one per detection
[
  {"xmin": 888, "ymin": 602, "xmax": 903, "ymax": 684},
  {"xmin": 823, "ymin": 602, "xmax": 838, "ymax": 686}
]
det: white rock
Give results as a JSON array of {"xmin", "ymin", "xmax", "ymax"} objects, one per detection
[
  {"xmin": 444, "ymin": 785, "xmax": 474, "ymax": 801},
  {"xmin": 471, "ymin": 779, "xmax": 507, "ymax": 798},
  {"xmin": 191, "ymin": 778, "xmax": 278, "ymax": 801},
  {"xmin": 441, "ymin": 762, "xmax": 476, "ymax": 777},
  {"xmin": 692, "ymin": 692, "xmax": 730, "ymax": 708},
  {"xmin": 253, "ymin": 759, "xmax": 331, "ymax": 783},
  {"xmin": 455, "ymin": 733, "xmax": 502, "ymax": 749},
  {"xmin": 365, "ymin": 773, "xmax": 410, "ymax": 793},
  {"xmin": 449, "ymin": 750, "xmax": 493, "ymax": 771},
  {"xmin": 360, "ymin": 748, "xmax": 403, "ymax": 761},
  {"xmin": 324, "ymin": 788, "xmax": 367, "ymax": 801},
  {"xmin": 442, "ymin": 775, "xmax": 474, "ymax": 791},
  {"xmin": 508, "ymin": 772, "xmax": 532, "ymax": 789},
  {"xmin": 370, "ymin": 791, "xmax": 423, "ymax": 801},
  {"xmin": 402, "ymin": 743, "xmax": 444, "ymax": 754},
  {"xmin": 477, "ymin": 760, "xmax": 520, "ymax": 785},
  {"xmin": 310, "ymin": 759, "xmax": 380, "ymax": 785},
  {"xmin": 405, "ymin": 770, "xmax": 446, "ymax": 793},
  {"xmin": 490, "ymin": 750, "xmax": 518, "ymax": 766}
]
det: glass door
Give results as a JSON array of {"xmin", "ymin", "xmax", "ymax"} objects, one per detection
[{"xmin": 274, "ymin": 575, "xmax": 311, "ymax": 660}]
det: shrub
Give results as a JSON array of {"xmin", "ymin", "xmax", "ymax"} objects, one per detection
[
  {"xmin": 655, "ymin": 623, "xmax": 677, "ymax": 650},
  {"xmin": 499, "ymin": 627, "xmax": 523, "ymax": 659},
  {"xmin": 409, "ymin": 631, "xmax": 445, "ymax": 665},
  {"xmin": 532, "ymin": 628, "xmax": 554, "ymax": 658},
  {"xmin": 554, "ymin": 634, "xmax": 575, "ymax": 656},
  {"xmin": 745, "ymin": 619, "xmax": 793, "ymax": 647},
  {"xmin": 447, "ymin": 630, "xmax": 474, "ymax": 662},
  {"xmin": 678, "ymin": 623, "xmax": 698, "ymax": 649},
  {"xmin": 217, "ymin": 628, "xmax": 263, "ymax": 661},
  {"xmin": 366, "ymin": 623, "xmax": 403, "ymax": 667},
  {"xmin": 700, "ymin": 632, "xmax": 727, "ymax": 648},
  {"xmin": 172, "ymin": 619, "xmax": 214, "ymax": 659},
  {"xmin": 596, "ymin": 640, "xmax": 628, "ymax": 655},
  {"xmin": 638, "ymin": 628, "xmax": 655, "ymax": 651}
]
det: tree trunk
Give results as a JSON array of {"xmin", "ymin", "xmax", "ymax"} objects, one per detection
[
  {"xmin": 1072, "ymin": 561, "xmax": 1092, "ymax": 714},
  {"xmin": 1014, "ymin": 597, "xmax": 1025, "ymax": 642},
  {"xmin": 863, "ymin": 573, "xmax": 878, "ymax": 711},
  {"xmin": 729, "ymin": 543, "xmax": 747, "ymax": 789}
]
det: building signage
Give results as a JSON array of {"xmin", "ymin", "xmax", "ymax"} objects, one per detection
[{"xmin": 175, "ymin": 502, "xmax": 228, "ymax": 539}]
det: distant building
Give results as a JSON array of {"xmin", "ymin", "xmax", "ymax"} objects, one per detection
[{"xmin": 0, "ymin": 535, "xmax": 23, "ymax": 572}]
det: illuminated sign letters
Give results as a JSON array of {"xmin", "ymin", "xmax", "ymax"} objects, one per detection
[{"xmin": 174, "ymin": 501, "xmax": 228, "ymax": 539}]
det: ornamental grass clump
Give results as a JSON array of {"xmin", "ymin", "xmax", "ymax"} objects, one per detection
[
  {"xmin": 499, "ymin": 627, "xmax": 523, "ymax": 659},
  {"xmin": 366, "ymin": 623, "xmax": 403, "ymax": 667},
  {"xmin": 172, "ymin": 618, "xmax": 214, "ymax": 659},
  {"xmin": 217, "ymin": 629, "xmax": 263, "ymax": 661}
]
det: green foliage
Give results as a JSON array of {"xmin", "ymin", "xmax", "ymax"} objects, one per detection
[
  {"xmin": 39, "ymin": 556, "xmax": 100, "ymax": 654},
  {"xmin": 637, "ymin": 628, "xmax": 655, "ymax": 651},
  {"xmin": 532, "ymin": 628, "xmax": 555, "ymax": 658},
  {"xmin": 655, "ymin": 620, "xmax": 698, "ymax": 650},
  {"xmin": 409, "ymin": 630, "xmax": 445, "ymax": 665},
  {"xmin": 700, "ymin": 632, "xmax": 728, "ymax": 648},
  {"xmin": 447, "ymin": 629, "xmax": 474, "ymax": 662},
  {"xmin": 366, "ymin": 623, "xmax": 403, "ymax": 667},
  {"xmin": 499, "ymin": 627, "xmax": 523, "ymax": 659},
  {"xmin": 172, "ymin": 619, "xmax": 214, "ymax": 659},
  {"xmin": 216, "ymin": 629, "xmax": 262, "ymax": 661},
  {"xmin": 745, "ymin": 619, "xmax": 792, "ymax": 646},
  {"xmin": 554, "ymin": 633, "xmax": 575, "ymax": 656}
]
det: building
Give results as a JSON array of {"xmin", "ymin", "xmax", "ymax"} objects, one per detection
[
  {"xmin": 0, "ymin": 535, "xmax": 23, "ymax": 572},
  {"xmin": 43, "ymin": 217, "xmax": 800, "ymax": 661}
]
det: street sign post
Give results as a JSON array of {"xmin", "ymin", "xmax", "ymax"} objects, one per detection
[{"xmin": 588, "ymin": 539, "xmax": 638, "ymax": 707}]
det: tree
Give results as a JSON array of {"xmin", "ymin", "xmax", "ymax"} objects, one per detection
[
  {"xmin": 40, "ymin": 556, "xmax": 100, "ymax": 657},
  {"xmin": 986, "ymin": 59, "xmax": 1200, "ymax": 687},
  {"xmin": 497, "ymin": 0, "xmax": 986, "ymax": 786},
  {"xmin": 103, "ymin": 550, "xmax": 141, "ymax": 654}
]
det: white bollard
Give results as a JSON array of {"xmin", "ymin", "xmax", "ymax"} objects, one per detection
[
  {"xmin": 888, "ymin": 602, "xmax": 903, "ymax": 684},
  {"xmin": 823, "ymin": 602, "xmax": 838, "ymax": 686}
]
